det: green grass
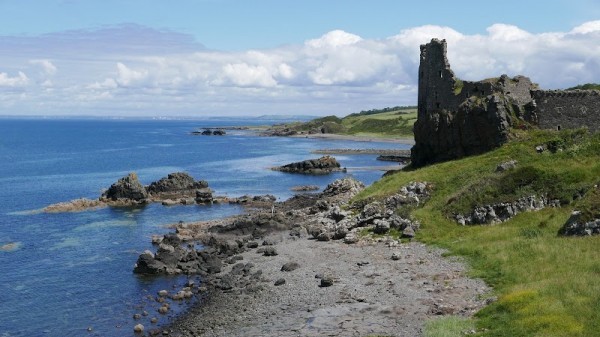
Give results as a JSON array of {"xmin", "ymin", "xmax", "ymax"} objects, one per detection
[
  {"xmin": 567, "ymin": 83, "xmax": 600, "ymax": 91},
  {"xmin": 273, "ymin": 107, "xmax": 417, "ymax": 139},
  {"xmin": 425, "ymin": 316, "xmax": 475, "ymax": 337},
  {"xmin": 340, "ymin": 108, "xmax": 417, "ymax": 138},
  {"xmin": 355, "ymin": 129, "xmax": 600, "ymax": 337}
]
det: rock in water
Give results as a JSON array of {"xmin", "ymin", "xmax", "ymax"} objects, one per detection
[
  {"xmin": 273, "ymin": 156, "xmax": 344, "ymax": 174},
  {"xmin": 101, "ymin": 172, "xmax": 148, "ymax": 202},
  {"xmin": 133, "ymin": 324, "xmax": 144, "ymax": 333},
  {"xmin": 147, "ymin": 172, "xmax": 208, "ymax": 197}
]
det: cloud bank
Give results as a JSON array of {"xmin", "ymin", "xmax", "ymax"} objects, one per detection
[{"xmin": 1, "ymin": 22, "xmax": 599, "ymax": 116}]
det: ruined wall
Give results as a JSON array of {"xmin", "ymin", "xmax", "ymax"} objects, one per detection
[
  {"xmin": 411, "ymin": 39, "xmax": 537, "ymax": 167},
  {"xmin": 411, "ymin": 39, "xmax": 600, "ymax": 167},
  {"xmin": 532, "ymin": 90, "xmax": 600, "ymax": 132}
]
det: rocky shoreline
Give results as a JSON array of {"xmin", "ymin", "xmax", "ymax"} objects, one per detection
[
  {"xmin": 130, "ymin": 178, "xmax": 491, "ymax": 336},
  {"xmin": 43, "ymin": 172, "xmax": 276, "ymax": 213}
]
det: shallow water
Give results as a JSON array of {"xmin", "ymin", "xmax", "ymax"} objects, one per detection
[{"xmin": 0, "ymin": 118, "xmax": 410, "ymax": 336}]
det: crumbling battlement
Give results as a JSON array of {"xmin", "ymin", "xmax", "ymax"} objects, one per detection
[{"xmin": 411, "ymin": 38, "xmax": 599, "ymax": 167}]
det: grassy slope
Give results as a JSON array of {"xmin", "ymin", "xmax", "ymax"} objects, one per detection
[
  {"xmin": 340, "ymin": 108, "xmax": 417, "ymax": 138},
  {"xmin": 282, "ymin": 107, "xmax": 417, "ymax": 139},
  {"xmin": 355, "ymin": 129, "xmax": 600, "ymax": 337}
]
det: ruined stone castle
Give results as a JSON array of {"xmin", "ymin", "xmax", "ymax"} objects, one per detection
[{"xmin": 411, "ymin": 39, "xmax": 600, "ymax": 167}]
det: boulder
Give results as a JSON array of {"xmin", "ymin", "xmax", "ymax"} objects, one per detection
[
  {"xmin": 322, "ymin": 178, "xmax": 365, "ymax": 197},
  {"xmin": 133, "ymin": 251, "xmax": 168, "ymax": 274},
  {"xmin": 133, "ymin": 324, "xmax": 144, "ymax": 333},
  {"xmin": 320, "ymin": 275, "xmax": 335, "ymax": 287},
  {"xmin": 101, "ymin": 173, "xmax": 148, "ymax": 202},
  {"xmin": 147, "ymin": 172, "xmax": 208, "ymax": 197},
  {"xmin": 281, "ymin": 262, "xmax": 300, "ymax": 272},
  {"xmin": 496, "ymin": 160, "xmax": 518, "ymax": 172}
]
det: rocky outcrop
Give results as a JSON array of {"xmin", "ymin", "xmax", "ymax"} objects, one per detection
[
  {"xmin": 43, "ymin": 198, "xmax": 105, "ymax": 212},
  {"xmin": 559, "ymin": 211, "xmax": 600, "ymax": 236},
  {"xmin": 192, "ymin": 129, "xmax": 227, "ymax": 135},
  {"xmin": 411, "ymin": 39, "xmax": 538, "ymax": 167},
  {"xmin": 47, "ymin": 172, "xmax": 214, "ymax": 211},
  {"xmin": 100, "ymin": 172, "xmax": 149, "ymax": 203},
  {"xmin": 303, "ymin": 181, "xmax": 429, "ymax": 242},
  {"xmin": 455, "ymin": 195, "xmax": 560, "ymax": 225},
  {"xmin": 273, "ymin": 156, "xmax": 344, "ymax": 174},
  {"xmin": 147, "ymin": 172, "xmax": 209, "ymax": 200}
]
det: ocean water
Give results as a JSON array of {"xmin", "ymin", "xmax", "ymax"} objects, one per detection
[{"xmin": 0, "ymin": 118, "xmax": 410, "ymax": 336}]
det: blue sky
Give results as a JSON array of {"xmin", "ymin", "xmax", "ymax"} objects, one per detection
[{"xmin": 0, "ymin": 0, "xmax": 599, "ymax": 116}]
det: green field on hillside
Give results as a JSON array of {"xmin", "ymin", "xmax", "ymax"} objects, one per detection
[
  {"xmin": 355, "ymin": 129, "xmax": 600, "ymax": 337},
  {"xmin": 275, "ymin": 106, "xmax": 417, "ymax": 139}
]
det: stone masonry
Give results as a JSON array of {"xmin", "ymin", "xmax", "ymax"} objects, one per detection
[{"xmin": 411, "ymin": 38, "xmax": 600, "ymax": 167}]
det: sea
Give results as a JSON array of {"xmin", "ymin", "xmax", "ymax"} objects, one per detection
[{"xmin": 0, "ymin": 117, "xmax": 411, "ymax": 337}]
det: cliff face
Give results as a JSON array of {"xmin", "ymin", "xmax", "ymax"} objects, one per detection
[{"xmin": 411, "ymin": 39, "xmax": 538, "ymax": 167}]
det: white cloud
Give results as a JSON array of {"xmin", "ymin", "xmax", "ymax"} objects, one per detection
[
  {"xmin": 570, "ymin": 20, "xmax": 600, "ymax": 34},
  {"xmin": 306, "ymin": 30, "xmax": 362, "ymax": 49},
  {"xmin": 29, "ymin": 59, "xmax": 57, "ymax": 75},
  {"xmin": 1, "ymin": 22, "xmax": 600, "ymax": 116},
  {"xmin": 0, "ymin": 71, "xmax": 29, "ymax": 87},
  {"xmin": 116, "ymin": 62, "xmax": 149, "ymax": 87},
  {"xmin": 222, "ymin": 63, "xmax": 277, "ymax": 87}
]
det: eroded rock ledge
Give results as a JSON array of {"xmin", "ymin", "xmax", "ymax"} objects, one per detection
[{"xmin": 455, "ymin": 195, "xmax": 560, "ymax": 225}]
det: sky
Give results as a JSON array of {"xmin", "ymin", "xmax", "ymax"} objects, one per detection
[{"xmin": 0, "ymin": 0, "xmax": 599, "ymax": 117}]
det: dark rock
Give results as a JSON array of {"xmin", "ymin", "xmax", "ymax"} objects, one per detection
[
  {"xmin": 376, "ymin": 155, "xmax": 411, "ymax": 163},
  {"xmin": 147, "ymin": 172, "xmax": 208, "ymax": 197},
  {"xmin": 101, "ymin": 173, "xmax": 148, "ymax": 202},
  {"xmin": 273, "ymin": 156, "xmax": 343, "ymax": 174},
  {"xmin": 252, "ymin": 195, "xmax": 276, "ymax": 203},
  {"xmin": 212, "ymin": 129, "xmax": 226, "ymax": 135},
  {"xmin": 281, "ymin": 262, "xmax": 300, "ymax": 272},
  {"xmin": 134, "ymin": 251, "xmax": 168, "ymax": 274},
  {"xmin": 195, "ymin": 189, "xmax": 213, "ymax": 204},
  {"xmin": 262, "ymin": 247, "xmax": 278, "ymax": 256},
  {"xmin": 274, "ymin": 278, "xmax": 286, "ymax": 286},
  {"xmin": 320, "ymin": 276, "xmax": 334, "ymax": 287},
  {"xmin": 246, "ymin": 241, "xmax": 259, "ymax": 249}
]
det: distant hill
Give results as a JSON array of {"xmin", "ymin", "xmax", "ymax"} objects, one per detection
[
  {"xmin": 264, "ymin": 106, "xmax": 417, "ymax": 139},
  {"xmin": 566, "ymin": 83, "xmax": 600, "ymax": 90}
]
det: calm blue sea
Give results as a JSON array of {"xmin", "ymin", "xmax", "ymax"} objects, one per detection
[{"xmin": 0, "ymin": 118, "xmax": 410, "ymax": 337}]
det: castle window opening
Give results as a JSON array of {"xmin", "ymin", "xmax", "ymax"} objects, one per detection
[
  {"xmin": 436, "ymin": 102, "xmax": 441, "ymax": 108},
  {"xmin": 557, "ymin": 125, "xmax": 561, "ymax": 131},
  {"xmin": 438, "ymin": 71, "xmax": 443, "ymax": 78}
]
